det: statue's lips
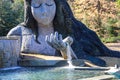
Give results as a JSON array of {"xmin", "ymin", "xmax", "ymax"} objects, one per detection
[
  {"xmin": 37, "ymin": 16, "xmax": 51, "ymax": 25},
  {"xmin": 38, "ymin": 15, "xmax": 52, "ymax": 22},
  {"xmin": 39, "ymin": 15, "xmax": 49, "ymax": 19},
  {"xmin": 40, "ymin": 17, "xmax": 48, "ymax": 19}
]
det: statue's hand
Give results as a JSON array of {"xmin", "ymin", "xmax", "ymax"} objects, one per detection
[
  {"xmin": 45, "ymin": 32, "xmax": 66, "ymax": 50},
  {"xmin": 45, "ymin": 32, "xmax": 73, "ymax": 51}
]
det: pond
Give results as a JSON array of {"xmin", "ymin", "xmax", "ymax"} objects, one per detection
[{"xmin": 0, "ymin": 67, "xmax": 117, "ymax": 80}]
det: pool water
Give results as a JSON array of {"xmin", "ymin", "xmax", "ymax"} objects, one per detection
[{"xmin": 0, "ymin": 67, "xmax": 115, "ymax": 80}]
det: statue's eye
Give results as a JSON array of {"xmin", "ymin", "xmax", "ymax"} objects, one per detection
[
  {"xmin": 33, "ymin": 4, "xmax": 42, "ymax": 8},
  {"xmin": 45, "ymin": 3, "xmax": 53, "ymax": 6}
]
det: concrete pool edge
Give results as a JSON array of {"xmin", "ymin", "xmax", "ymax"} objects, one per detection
[
  {"xmin": 80, "ymin": 75, "xmax": 115, "ymax": 80},
  {"xmin": 18, "ymin": 59, "xmax": 85, "ymax": 67},
  {"xmin": 18, "ymin": 53, "xmax": 120, "ymax": 67}
]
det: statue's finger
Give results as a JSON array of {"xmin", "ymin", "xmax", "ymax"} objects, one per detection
[
  {"xmin": 46, "ymin": 35, "xmax": 52, "ymax": 46},
  {"xmin": 45, "ymin": 35, "xmax": 48, "ymax": 42},
  {"xmin": 57, "ymin": 34, "xmax": 66, "ymax": 49},
  {"xmin": 46, "ymin": 35, "xmax": 52, "ymax": 45},
  {"xmin": 59, "ymin": 34, "xmax": 63, "ymax": 41},
  {"xmin": 50, "ymin": 33, "xmax": 54, "ymax": 43},
  {"xmin": 55, "ymin": 31, "xmax": 58, "ymax": 42},
  {"xmin": 53, "ymin": 32, "xmax": 58, "ymax": 44},
  {"xmin": 58, "ymin": 34, "xmax": 64, "ymax": 45},
  {"xmin": 49, "ymin": 33, "xmax": 59, "ymax": 49}
]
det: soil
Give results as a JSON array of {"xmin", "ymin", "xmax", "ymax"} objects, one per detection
[{"xmin": 105, "ymin": 43, "xmax": 120, "ymax": 52}]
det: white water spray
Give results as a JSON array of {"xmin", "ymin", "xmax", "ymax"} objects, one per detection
[{"xmin": 66, "ymin": 43, "xmax": 77, "ymax": 68}]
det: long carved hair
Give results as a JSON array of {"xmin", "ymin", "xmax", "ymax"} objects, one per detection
[{"xmin": 23, "ymin": 0, "xmax": 74, "ymax": 43}]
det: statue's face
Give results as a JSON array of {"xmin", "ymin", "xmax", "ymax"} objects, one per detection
[{"xmin": 31, "ymin": 0, "xmax": 56, "ymax": 26}]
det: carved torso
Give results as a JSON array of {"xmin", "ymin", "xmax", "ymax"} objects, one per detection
[{"xmin": 7, "ymin": 26, "xmax": 56, "ymax": 56}]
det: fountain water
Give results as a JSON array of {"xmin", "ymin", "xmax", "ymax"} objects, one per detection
[
  {"xmin": 66, "ymin": 42, "xmax": 77, "ymax": 68},
  {"xmin": 0, "ymin": 42, "xmax": 118, "ymax": 80}
]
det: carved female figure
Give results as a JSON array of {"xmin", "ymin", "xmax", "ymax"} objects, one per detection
[{"xmin": 7, "ymin": 0, "xmax": 120, "ymax": 66}]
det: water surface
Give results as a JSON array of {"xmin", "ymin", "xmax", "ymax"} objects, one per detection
[{"xmin": 0, "ymin": 67, "xmax": 115, "ymax": 80}]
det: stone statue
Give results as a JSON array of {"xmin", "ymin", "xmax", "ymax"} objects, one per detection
[{"xmin": 7, "ymin": 0, "xmax": 120, "ymax": 66}]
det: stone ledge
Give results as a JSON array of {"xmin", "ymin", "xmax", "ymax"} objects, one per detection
[
  {"xmin": 20, "ymin": 53, "xmax": 64, "ymax": 60},
  {"xmin": 74, "ymin": 67, "xmax": 110, "ymax": 70},
  {"xmin": 99, "ymin": 57, "xmax": 120, "ymax": 67},
  {"xmin": 0, "ymin": 36, "xmax": 20, "ymax": 40},
  {"xmin": 19, "ymin": 53, "xmax": 85, "ymax": 67},
  {"xmin": 19, "ymin": 53, "xmax": 120, "ymax": 67},
  {"xmin": 18, "ymin": 59, "xmax": 85, "ymax": 67},
  {"xmin": 18, "ymin": 59, "xmax": 63, "ymax": 67}
]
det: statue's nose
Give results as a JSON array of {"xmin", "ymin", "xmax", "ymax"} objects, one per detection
[{"xmin": 40, "ymin": 4, "xmax": 47, "ymax": 16}]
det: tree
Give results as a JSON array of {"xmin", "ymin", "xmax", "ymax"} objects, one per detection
[{"xmin": 0, "ymin": 0, "xmax": 24, "ymax": 36}]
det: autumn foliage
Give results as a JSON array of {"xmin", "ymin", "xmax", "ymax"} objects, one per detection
[{"xmin": 68, "ymin": 0, "xmax": 120, "ymax": 39}]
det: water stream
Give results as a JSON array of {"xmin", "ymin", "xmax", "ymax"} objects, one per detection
[{"xmin": 66, "ymin": 43, "xmax": 77, "ymax": 68}]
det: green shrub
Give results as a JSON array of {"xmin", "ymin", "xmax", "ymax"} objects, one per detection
[
  {"xmin": 101, "ymin": 36, "xmax": 120, "ymax": 43},
  {"xmin": 117, "ymin": 0, "xmax": 120, "ymax": 6},
  {"xmin": 0, "ymin": 0, "xmax": 24, "ymax": 36}
]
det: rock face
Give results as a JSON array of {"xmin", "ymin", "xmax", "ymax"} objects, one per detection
[{"xmin": 0, "ymin": 36, "xmax": 20, "ymax": 68}]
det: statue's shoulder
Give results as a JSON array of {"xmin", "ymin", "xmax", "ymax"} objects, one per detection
[
  {"xmin": 7, "ymin": 24, "xmax": 32, "ymax": 36},
  {"xmin": 7, "ymin": 25, "xmax": 23, "ymax": 36}
]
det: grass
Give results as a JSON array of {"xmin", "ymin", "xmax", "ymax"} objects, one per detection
[{"xmin": 101, "ymin": 36, "xmax": 120, "ymax": 43}]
